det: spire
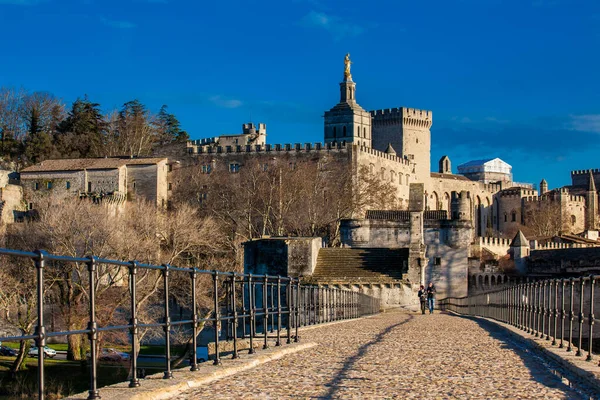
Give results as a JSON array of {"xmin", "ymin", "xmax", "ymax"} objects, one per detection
[
  {"xmin": 510, "ymin": 230, "xmax": 529, "ymax": 247},
  {"xmin": 539, "ymin": 178, "xmax": 548, "ymax": 195},
  {"xmin": 339, "ymin": 53, "xmax": 356, "ymax": 103},
  {"xmin": 588, "ymin": 171, "xmax": 596, "ymax": 192},
  {"xmin": 385, "ymin": 143, "xmax": 396, "ymax": 155}
]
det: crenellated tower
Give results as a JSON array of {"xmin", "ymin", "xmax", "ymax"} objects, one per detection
[
  {"xmin": 586, "ymin": 171, "xmax": 598, "ymax": 230},
  {"xmin": 370, "ymin": 107, "xmax": 433, "ymax": 183},
  {"xmin": 324, "ymin": 54, "xmax": 372, "ymax": 148}
]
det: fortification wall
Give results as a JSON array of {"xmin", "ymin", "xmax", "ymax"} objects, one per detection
[
  {"xmin": 0, "ymin": 184, "xmax": 23, "ymax": 224},
  {"xmin": 571, "ymin": 169, "xmax": 600, "ymax": 188},
  {"xmin": 476, "ymin": 237, "xmax": 511, "ymax": 257}
]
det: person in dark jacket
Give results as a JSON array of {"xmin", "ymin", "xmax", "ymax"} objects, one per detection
[
  {"xmin": 426, "ymin": 282, "xmax": 436, "ymax": 314},
  {"xmin": 417, "ymin": 285, "xmax": 427, "ymax": 314}
]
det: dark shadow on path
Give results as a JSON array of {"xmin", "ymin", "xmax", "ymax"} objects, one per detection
[
  {"xmin": 452, "ymin": 313, "xmax": 594, "ymax": 399},
  {"xmin": 320, "ymin": 313, "xmax": 414, "ymax": 399}
]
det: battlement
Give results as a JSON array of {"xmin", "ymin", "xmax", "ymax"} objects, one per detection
[
  {"xmin": 370, "ymin": 107, "xmax": 433, "ymax": 129},
  {"xmin": 483, "ymin": 182, "xmax": 502, "ymax": 193},
  {"xmin": 531, "ymin": 241, "xmax": 586, "ymax": 251},
  {"xmin": 479, "ymin": 237, "xmax": 512, "ymax": 247},
  {"xmin": 188, "ymin": 141, "xmax": 350, "ymax": 155},
  {"xmin": 498, "ymin": 188, "xmax": 537, "ymax": 198},
  {"xmin": 357, "ymin": 144, "xmax": 412, "ymax": 166},
  {"xmin": 571, "ymin": 169, "xmax": 600, "ymax": 176}
]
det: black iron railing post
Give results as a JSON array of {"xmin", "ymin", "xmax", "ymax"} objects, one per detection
[
  {"xmin": 270, "ymin": 277, "xmax": 275, "ymax": 333},
  {"xmin": 286, "ymin": 278, "xmax": 292, "ymax": 345},
  {"xmin": 248, "ymin": 274, "xmax": 255, "ymax": 354},
  {"xmin": 542, "ymin": 281, "xmax": 548, "ymax": 340},
  {"xmin": 577, "ymin": 279, "xmax": 585, "ymax": 357},
  {"xmin": 241, "ymin": 278, "xmax": 247, "ymax": 339},
  {"xmin": 567, "ymin": 278, "xmax": 574, "ymax": 352},
  {"xmin": 276, "ymin": 276, "xmax": 282, "ymax": 346},
  {"xmin": 263, "ymin": 275, "xmax": 269, "ymax": 350},
  {"xmin": 231, "ymin": 274, "xmax": 239, "ymax": 359},
  {"xmin": 34, "ymin": 250, "xmax": 47, "ymax": 400},
  {"xmin": 587, "ymin": 276, "xmax": 595, "ymax": 362},
  {"xmin": 128, "ymin": 261, "xmax": 140, "ymax": 388},
  {"xmin": 559, "ymin": 279, "xmax": 565, "ymax": 349},
  {"xmin": 86, "ymin": 256, "xmax": 100, "ymax": 400},
  {"xmin": 162, "ymin": 264, "xmax": 173, "ymax": 379},
  {"xmin": 213, "ymin": 271, "xmax": 222, "ymax": 365},
  {"xmin": 190, "ymin": 268, "xmax": 199, "ymax": 370},
  {"xmin": 295, "ymin": 278, "xmax": 300, "ymax": 342}
]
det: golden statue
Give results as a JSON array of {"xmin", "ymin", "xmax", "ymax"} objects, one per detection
[{"xmin": 344, "ymin": 53, "xmax": 352, "ymax": 79}]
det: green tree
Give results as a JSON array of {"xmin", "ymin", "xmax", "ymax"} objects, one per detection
[
  {"xmin": 56, "ymin": 96, "xmax": 106, "ymax": 158},
  {"xmin": 22, "ymin": 92, "xmax": 64, "ymax": 163},
  {"xmin": 154, "ymin": 105, "xmax": 188, "ymax": 144}
]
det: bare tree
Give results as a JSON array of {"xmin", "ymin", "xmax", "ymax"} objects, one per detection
[{"xmin": 524, "ymin": 200, "xmax": 563, "ymax": 238}]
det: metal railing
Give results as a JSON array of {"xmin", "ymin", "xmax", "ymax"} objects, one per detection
[
  {"xmin": 440, "ymin": 276, "xmax": 600, "ymax": 365},
  {"xmin": 0, "ymin": 248, "xmax": 380, "ymax": 400}
]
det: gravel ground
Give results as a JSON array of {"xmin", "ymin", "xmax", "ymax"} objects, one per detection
[{"xmin": 173, "ymin": 311, "xmax": 595, "ymax": 399}]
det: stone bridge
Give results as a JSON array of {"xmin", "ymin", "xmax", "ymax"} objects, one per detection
[{"xmin": 75, "ymin": 310, "xmax": 600, "ymax": 399}]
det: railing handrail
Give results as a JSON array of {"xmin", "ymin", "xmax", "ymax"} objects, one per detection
[{"xmin": 0, "ymin": 247, "xmax": 381, "ymax": 400}]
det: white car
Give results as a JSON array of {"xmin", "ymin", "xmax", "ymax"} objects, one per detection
[{"xmin": 28, "ymin": 346, "xmax": 57, "ymax": 358}]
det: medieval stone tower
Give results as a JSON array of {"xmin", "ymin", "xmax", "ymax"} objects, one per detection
[
  {"xmin": 586, "ymin": 171, "xmax": 598, "ymax": 230},
  {"xmin": 324, "ymin": 54, "xmax": 372, "ymax": 148},
  {"xmin": 371, "ymin": 108, "xmax": 432, "ymax": 183}
]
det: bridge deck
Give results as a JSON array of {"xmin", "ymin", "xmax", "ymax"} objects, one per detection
[{"xmin": 173, "ymin": 311, "xmax": 589, "ymax": 399}]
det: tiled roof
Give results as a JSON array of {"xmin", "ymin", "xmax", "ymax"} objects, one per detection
[{"xmin": 21, "ymin": 157, "xmax": 167, "ymax": 173}]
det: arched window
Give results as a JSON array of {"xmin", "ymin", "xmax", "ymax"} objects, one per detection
[
  {"xmin": 399, "ymin": 173, "xmax": 403, "ymax": 185},
  {"xmin": 357, "ymin": 126, "xmax": 360, "ymax": 136},
  {"xmin": 406, "ymin": 174, "xmax": 410, "ymax": 185},
  {"xmin": 381, "ymin": 167, "xmax": 386, "ymax": 180},
  {"xmin": 363, "ymin": 127, "xmax": 367, "ymax": 138},
  {"xmin": 571, "ymin": 215, "xmax": 576, "ymax": 226},
  {"xmin": 333, "ymin": 127, "xmax": 337, "ymax": 138},
  {"xmin": 343, "ymin": 126, "xmax": 347, "ymax": 137},
  {"xmin": 369, "ymin": 163, "xmax": 374, "ymax": 174}
]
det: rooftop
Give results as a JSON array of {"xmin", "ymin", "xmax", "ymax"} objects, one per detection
[{"xmin": 21, "ymin": 157, "xmax": 167, "ymax": 173}]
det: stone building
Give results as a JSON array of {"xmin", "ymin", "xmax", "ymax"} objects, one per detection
[
  {"xmin": 187, "ymin": 122, "xmax": 266, "ymax": 153},
  {"xmin": 20, "ymin": 157, "xmax": 170, "ymax": 209}
]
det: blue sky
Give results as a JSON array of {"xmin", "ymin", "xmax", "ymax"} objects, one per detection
[{"xmin": 1, "ymin": 0, "xmax": 599, "ymax": 188}]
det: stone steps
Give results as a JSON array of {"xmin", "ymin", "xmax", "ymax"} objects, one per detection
[{"xmin": 311, "ymin": 248, "xmax": 407, "ymax": 281}]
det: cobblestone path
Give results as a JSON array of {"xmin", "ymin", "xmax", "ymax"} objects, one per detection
[{"xmin": 174, "ymin": 311, "xmax": 594, "ymax": 399}]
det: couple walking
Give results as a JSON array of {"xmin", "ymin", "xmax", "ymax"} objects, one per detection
[{"xmin": 418, "ymin": 282, "xmax": 436, "ymax": 315}]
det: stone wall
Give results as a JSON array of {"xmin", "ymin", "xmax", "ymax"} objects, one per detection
[
  {"xmin": 0, "ymin": 184, "xmax": 24, "ymax": 224},
  {"xmin": 127, "ymin": 161, "xmax": 168, "ymax": 208},
  {"xmin": 244, "ymin": 237, "xmax": 322, "ymax": 277},
  {"xmin": 21, "ymin": 170, "xmax": 86, "ymax": 208}
]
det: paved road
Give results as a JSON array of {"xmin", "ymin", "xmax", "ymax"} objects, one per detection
[{"xmin": 173, "ymin": 310, "xmax": 597, "ymax": 399}]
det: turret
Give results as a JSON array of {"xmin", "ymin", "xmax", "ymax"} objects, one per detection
[
  {"xmin": 540, "ymin": 179, "xmax": 548, "ymax": 195},
  {"xmin": 451, "ymin": 191, "xmax": 470, "ymax": 221},
  {"xmin": 586, "ymin": 171, "xmax": 598, "ymax": 230},
  {"xmin": 510, "ymin": 230, "xmax": 529, "ymax": 274}
]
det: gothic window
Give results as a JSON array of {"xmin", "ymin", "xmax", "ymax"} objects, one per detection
[
  {"xmin": 511, "ymin": 211, "xmax": 516, "ymax": 222},
  {"xmin": 391, "ymin": 171, "xmax": 396, "ymax": 182},
  {"xmin": 381, "ymin": 167, "xmax": 386, "ymax": 180},
  {"xmin": 229, "ymin": 163, "xmax": 240, "ymax": 173},
  {"xmin": 333, "ymin": 127, "xmax": 337, "ymax": 138},
  {"xmin": 343, "ymin": 126, "xmax": 347, "ymax": 137},
  {"xmin": 571, "ymin": 215, "xmax": 576, "ymax": 226}
]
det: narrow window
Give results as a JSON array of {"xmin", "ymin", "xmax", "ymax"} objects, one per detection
[
  {"xmin": 229, "ymin": 163, "xmax": 240, "ymax": 173},
  {"xmin": 333, "ymin": 126, "xmax": 337, "ymax": 138},
  {"xmin": 34, "ymin": 182, "xmax": 39, "ymax": 190},
  {"xmin": 66, "ymin": 181, "xmax": 71, "ymax": 190},
  {"xmin": 168, "ymin": 183, "xmax": 172, "ymax": 191},
  {"xmin": 434, "ymin": 257, "xmax": 441, "ymax": 266},
  {"xmin": 504, "ymin": 213, "xmax": 508, "ymax": 222},
  {"xmin": 343, "ymin": 126, "xmax": 347, "ymax": 137},
  {"xmin": 511, "ymin": 212, "xmax": 516, "ymax": 222},
  {"xmin": 29, "ymin": 202, "xmax": 33, "ymax": 210},
  {"xmin": 46, "ymin": 181, "xmax": 52, "ymax": 189},
  {"xmin": 571, "ymin": 215, "xmax": 576, "ymax": 226},
  {"xmin": 88, "ymin": 182, "xmax": 92, "ymax": 192},
  {"xmin": 364, "ymin": 127, "xmax": 367, "ymax": 138},
  {"xmin": 168, "ymin": 164, "xmax": 173, "ymax": 172}
]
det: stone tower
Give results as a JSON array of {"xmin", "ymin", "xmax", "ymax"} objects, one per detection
[
  {"xmin": 324, "ymin": 54, "xmax": 372, "ymax": 148},
  {"xmin": 371, "ymin": 107, "xmax": 433, "ymax": 183},
  {"xmin": 540, "ymin": 179, "xmax": 548, "ymax": 195},
  {"xmin": 586, "ymin": 171, "xmax": 598, "ymax": 230},
  {"xmin": 439, "ymin": 155, "xmax": 451, "ymax": 174},
  {"xmin": 510, "ymin": 230, "xmax": 529, "ymax": 275}
]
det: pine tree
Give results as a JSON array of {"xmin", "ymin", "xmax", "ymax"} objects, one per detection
[{"xmin": 57, "ymin": 96, "xmax": 106, "ymax": 158}]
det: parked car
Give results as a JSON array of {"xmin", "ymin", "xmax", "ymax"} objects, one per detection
[
  {"xmin": 99, "ymin": 348, "xmax": 130, "ymax": 362},
  {"xmin": 28, "ymin": 346, "xmax": 56, "ymax": 358},
  {"xmin": 0, "ymin": 346, "xmax": 17, "ymax": 356}
]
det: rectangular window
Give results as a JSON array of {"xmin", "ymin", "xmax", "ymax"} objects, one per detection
[
  {"xmin": 88, "ymin": 182, "xmax": 92, "ymax": 192},
  {"xmin": 46, "ymin": 181, "xmax": 52, "ymax": 189},
  {"xmin": 29, "ymin": 202, "xmax": 33, "ymax": 210},
  {"xmin": 168, "ymin": 164, "xmax": 173, "ymax": 172},
  {"xmin": 66, "ymin": 181, "xmax": 71, "ymax": 190},
  {"xmin": 229, "ymin": 163, "xmax": 240, "ymax": 173},
  {"xmin": 168, "ymin": 183, "xmax": 172, "ymax": 191},
  {"xmin": 434, "ymin": 257, "xmax": 441, "ymax": 266},
  {"xmin": 202, "ymin": 164, "xmax": 212, "ymax": 174}
]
